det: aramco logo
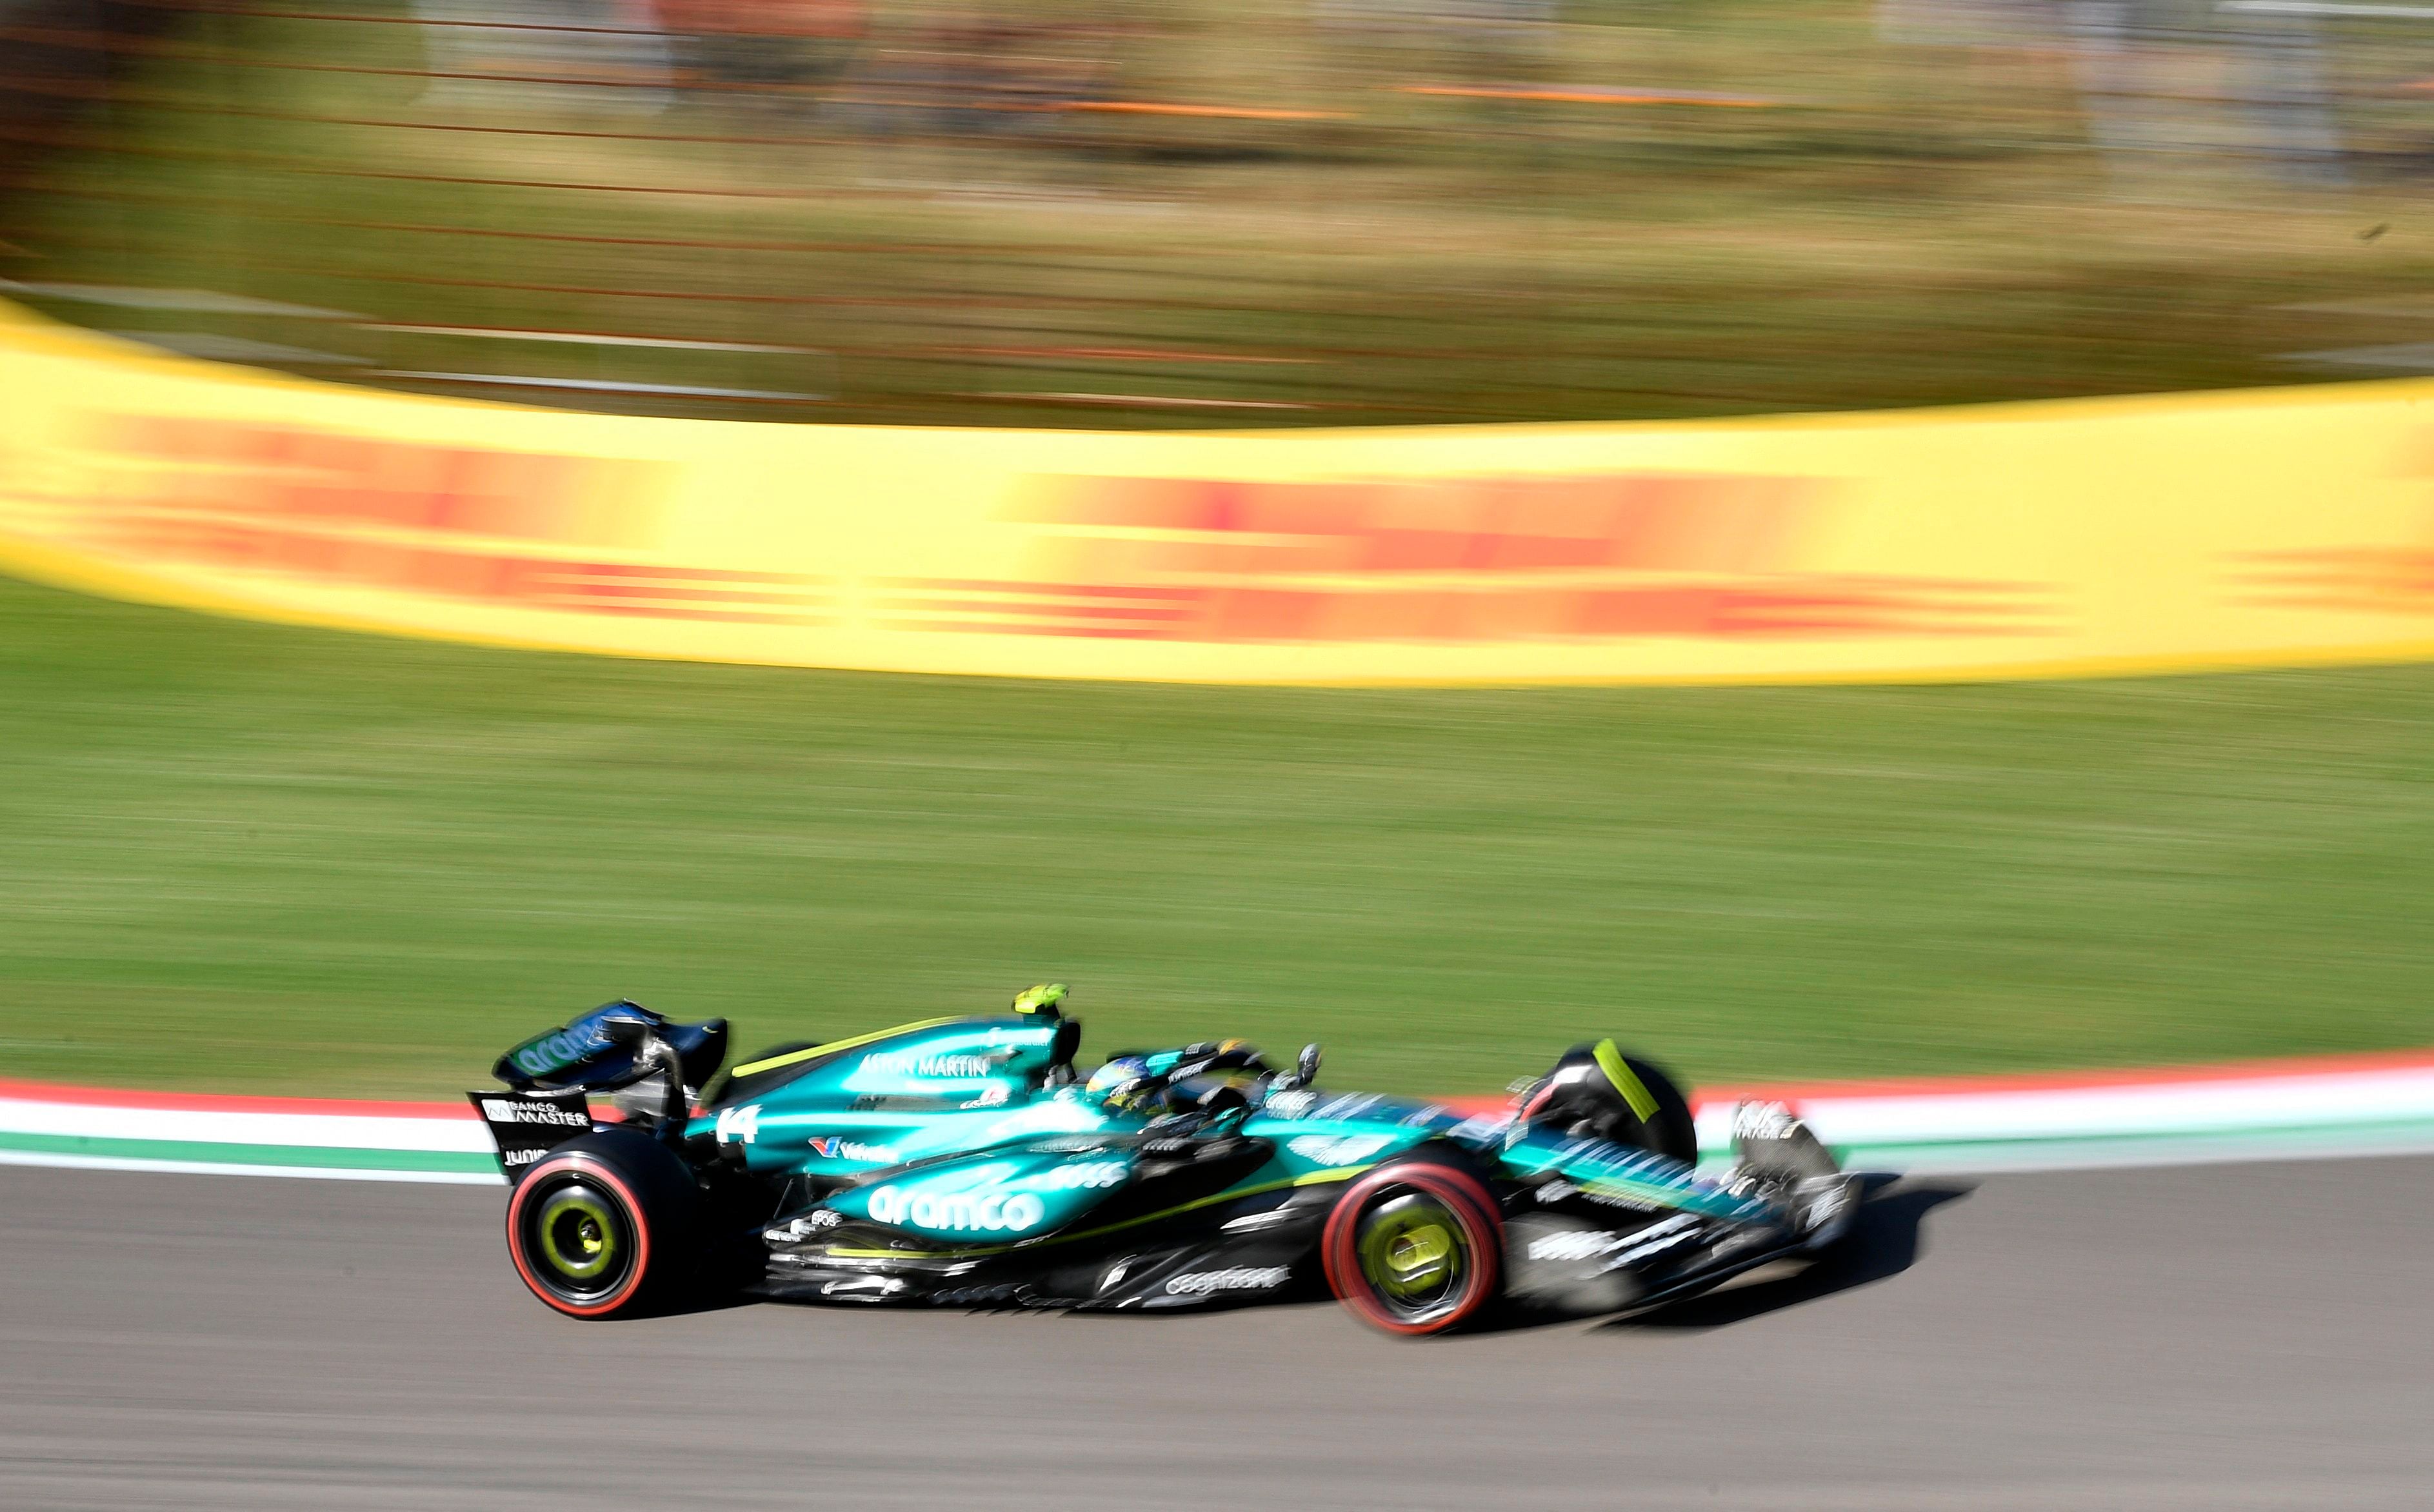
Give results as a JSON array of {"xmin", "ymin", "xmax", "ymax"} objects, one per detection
[{"xmin": 866, "ymin": 1179, "xmax": 1047, "ymax": 1234}]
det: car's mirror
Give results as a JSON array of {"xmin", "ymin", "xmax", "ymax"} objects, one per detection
[{"xmin": 1271, "ymin": 1042, "xmax": 1322, "ymax": 1093}]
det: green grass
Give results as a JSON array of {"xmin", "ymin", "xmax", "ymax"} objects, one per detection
[{"xmin": 2, "ymin": 570, "xmax": 2430, "ymax": 1100}]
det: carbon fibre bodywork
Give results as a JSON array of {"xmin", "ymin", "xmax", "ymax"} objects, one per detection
[{"xmin": 474, "ymin": 998, "xmax": 1848, "ymax": 1324}]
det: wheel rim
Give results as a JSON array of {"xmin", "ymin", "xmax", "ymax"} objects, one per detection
[
  {"xmin": 522, "ymin": 1177, "xmax": 635, "ymax": 1300},
  {"xmin": 1355, "ymin": 1191, "xmax": 1471, "ymax": 1322}
]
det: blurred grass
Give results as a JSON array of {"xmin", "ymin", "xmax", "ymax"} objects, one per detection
[
  {"xmin": 2, "ymin": 568, "xmax": 2429, "ymax": 1099},
  {"xmin": 12, "ymin": 1, "xmax": 2434, "ymax": 424}
]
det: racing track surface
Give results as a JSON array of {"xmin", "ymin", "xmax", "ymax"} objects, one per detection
[{"xmin": 4, "ymin": 1156, "xmax": 2429, "ymax": 1511}]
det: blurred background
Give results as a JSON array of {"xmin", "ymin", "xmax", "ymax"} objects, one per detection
[
  {"xmin": 7, "ymin": 20, "xmax": 2434, "ymax": 1504},
  {"xmin": 3, "ymin": 0, "xmax": 2432, "ymax": 1104},
  {"xmin": 9, "ymin": 0, "xmax": 2434, "ymax": 426}
]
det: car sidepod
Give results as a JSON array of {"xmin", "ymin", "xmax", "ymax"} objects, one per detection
[{"xmin": 754, "ymin": 1109, "xmax": 1450, "ymax": 1311}]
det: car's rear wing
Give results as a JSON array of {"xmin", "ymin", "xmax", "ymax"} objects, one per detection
[{"xmin": 465, "ymin": 1088, "xmax": 592, "ymax": 1179}]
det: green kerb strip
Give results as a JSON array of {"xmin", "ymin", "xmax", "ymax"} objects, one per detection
[
  {"xmin": 1593, "ymin": 1039, "xmax": 1660, "ymax": 1122},
  {"xmin": 0, "ymin": 1129, "xmax": 496, "ymax": 1175}
]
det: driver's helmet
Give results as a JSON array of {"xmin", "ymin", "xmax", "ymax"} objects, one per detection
[{"xmin": 1084, "ymin": 1055, "xmax": 1157, "ymax": 1115}]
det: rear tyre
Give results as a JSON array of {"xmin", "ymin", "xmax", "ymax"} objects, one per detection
[
  {"xmin": 506, "ymin": 1128, "xmax": 700, "ymax": 1319},
  {"xmin": 1321, "ymin": 1160, "xmax": 1503, "ymax": 1337}
]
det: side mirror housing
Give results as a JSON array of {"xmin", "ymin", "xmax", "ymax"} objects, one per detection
[{"xmin": 1272, "ymin": 1042, "xmax": 1324, "ymax": 1093}]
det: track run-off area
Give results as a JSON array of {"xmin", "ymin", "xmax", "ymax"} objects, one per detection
[
  {"xmin": 6, "ymin": 1050, "xmax": 2433, "ymax": 1509},
  {"xmin": 5, "ymin": 1154, "xmax": 2430, "ymax": 1511}
]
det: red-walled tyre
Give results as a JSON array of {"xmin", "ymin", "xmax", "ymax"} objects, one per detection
[
  {"xmin": 505, "ymin": 1128, "xmax": 699, "ymax": 1320},
  {"xmin": 1321, "ymin": 1159, "xmax": 1504, "ymax": 1337}
]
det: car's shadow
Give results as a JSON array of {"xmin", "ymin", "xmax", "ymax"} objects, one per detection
[{"xmin": 1595, "ymin": 1174, "xmax": 1971, "ymax": 1333}]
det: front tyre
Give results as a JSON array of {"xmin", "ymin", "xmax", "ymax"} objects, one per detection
[
  {"xmin": 1321, "ymin": 1162, "xmax": 1503, "ymax": 1336},
  {"xmin": 1522, "ymin": 1041, "xmax": 1699, "ymax": 1168},
  {"xmin": 506, "ymin": 1128, "xmax": 699, "ymax": 1319}
]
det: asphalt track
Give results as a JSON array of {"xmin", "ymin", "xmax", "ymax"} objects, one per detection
[{"xmin": 3, "ymin": 1157, "xmax": 2429, "ymax": 1511}]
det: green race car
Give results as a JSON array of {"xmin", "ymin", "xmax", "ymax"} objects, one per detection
[{"xmin": 472, "ymin": 985, "xmax": 1854, "ymax": 1335}]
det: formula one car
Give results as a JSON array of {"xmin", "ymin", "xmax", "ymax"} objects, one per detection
[{"xmin": 471, "ymin": 986, "xmax": 1854, "ymax": 1335}]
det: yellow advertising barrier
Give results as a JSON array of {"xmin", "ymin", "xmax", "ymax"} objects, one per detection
[{"xmin": 4, "ymin": 298, "xmax": 2433, "ymax": 685}]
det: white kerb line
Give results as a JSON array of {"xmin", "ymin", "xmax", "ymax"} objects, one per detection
[{"xmin": 2220, "ymin": 2, "xmax": 2434, "ymax": 17}]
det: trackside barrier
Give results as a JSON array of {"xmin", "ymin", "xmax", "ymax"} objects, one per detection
[
  {"xmin": 6, "ymin": 299, "xmax": 2434, "ymax": 684},
  {"xmin": 5, "ymin": 1049, "xmax": 2433, "ymax": 1185}
]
